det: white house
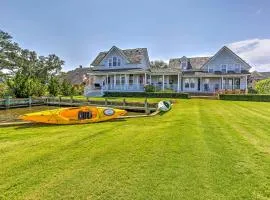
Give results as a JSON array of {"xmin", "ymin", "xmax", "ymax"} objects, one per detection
[{"xmin": 84, "ymin": 46, "xmax": 251, "ymax": 96}]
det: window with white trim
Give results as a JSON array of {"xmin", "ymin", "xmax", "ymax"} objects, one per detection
[
  {"xmin": 109, "ymin": 59, "xmax": 112, "ymax": 67},
  {"xmin": 184, "ymin": 79, "xmax": 190, "ymax": 88},
  {"xmin": 117, "ymin": 58, "xmax": 121, "ymax": 66},
  {"xmin": 221, "ymin": 64, "xmax": 226, "ymax": 73},
  {"xmin": 113, "ymin": 57, "xmax": 117, "ymax": 66},
  {"xmin": 235, "ymin": 64, "xmax": 240, "ymax": 73},
  {"xmin": 228, "ymin": 64, "xmax": 234, "ymax": 72},
  {"xmin": 182, "ymin": 61, "xmax": 187, "ymax": 70},
  {"xmin": 208, "ymin": 66, "xmax": 214, "ymax": 73},
  {"xmin": 190, "ymin": 78, "xmax": 195, "ymax": 88}
]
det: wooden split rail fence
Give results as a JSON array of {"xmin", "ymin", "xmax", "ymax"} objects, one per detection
[{"xmin": 0, "ymin": 97, "xmax": 158, "ymax": 114}]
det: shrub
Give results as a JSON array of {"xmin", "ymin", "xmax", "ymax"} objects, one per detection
[
  {"xmin": 144, "ymin": 85, "xmax": 155, "ymax": 92},
  {"xmin": 103, "ymin": 92, "xmax": 189, "ymax": 99},
  {"xmin": 48, "ymin": 76, "xmax": 61, "ymax": 96},
  {"xmin": 255, "ymin": 78, "xmax": 270, "ymax": 94},
  {"xmin": 219, "ymin": 94, "xmax": 270, "ymax": 102},
  {"xmin": 0, "ymin": 82, "xmax": 10, "ymax": 98},
  {"xmin": 7, "ymin": 73, "xmax": 46, "ymax": 98},
  {"xmin": 248, "ymin": 87, "xmax": 258, "ymax": 94}
]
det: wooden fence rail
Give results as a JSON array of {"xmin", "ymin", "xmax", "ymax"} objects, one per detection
[{"xmin": 0, "ymin": 97, "xmax": 157, "ymax": 113}]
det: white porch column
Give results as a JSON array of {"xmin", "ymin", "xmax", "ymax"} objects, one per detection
[
  {"xmin": 144, "ymin": 73, "xmax": 147, "ymax": 85},
  {"xmin": 106, "ymin": 74, "xmax": 109, "ymax": 90},
  {"xmin": 136, "ymin": 75, "xmax": 139, "ymax": 89},
  {"xmin": 114, "ymin": 74, "xmax": 116, "ymax": 89},
  {"xmin": 177, "ymin": 74, "xmax": 180, "ymax": 92},
  {"xmin": 149, "ymin": 75, "xmax": 152, "ymax": 84},
  {"xmin": 125, "ymin": 74, "xmax": 127, "ymax": 90},
  {"xmin": 221, "ymin": 76, "xmax": 224, "ymax": 89},
  {"xmin": 162, "ymin": 75, "xmax": 165, "ymax": 91}
]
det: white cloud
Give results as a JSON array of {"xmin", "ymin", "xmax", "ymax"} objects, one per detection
[{"xmin": 227, "ymin": 39, "xmax": 270, "ymax": 72}]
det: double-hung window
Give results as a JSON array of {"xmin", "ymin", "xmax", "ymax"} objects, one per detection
[
  {"xmin": 235, "ymin": 64, "xmax": 240, "ymax": 73},
  {"xmin": 208, "ymin": 66, "xmax": 214, "ymax": 73},
  {"xmin": 184, "ymin": 79, "xmax": 190, "ymax": 88},
  {"xmin": 113, "ymin": 57, "xmax": 117, "ymax": 66},
  {"xmin": 221, "ymin": 64, "xmax": 226, "ymax": 73}
]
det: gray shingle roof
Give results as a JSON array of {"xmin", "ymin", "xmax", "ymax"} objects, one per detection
[
  {"xmin": 91, "ymin": 47, "xmax": 148, "ymax": 66},
  {"xmin": 169, "ymin": 57, "xmax": 211, "ymax": 71}
]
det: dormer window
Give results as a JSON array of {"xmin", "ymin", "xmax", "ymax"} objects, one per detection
[
  {"xmin": 109, "ymin": 59, "xmax": 112, "ymax": 67},
  {"xmin": 109, "ymin": 57, "xmax": 121, "ymax": 67},
  {"xmin": 182, "ymin": 61, "xmax": 187, "ymax": 70},
  {"xmin": 113, "ymin": 57, "xmax": 117, "ymax": 66}
]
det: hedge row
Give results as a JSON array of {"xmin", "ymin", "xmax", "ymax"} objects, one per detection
[
  {"xmin": 103, "ymin": 92, "xmax": 190, "ymax": 99},
  {"xmin": 219, "ymin": 94, "xmax": 270, "ymax": 102}
]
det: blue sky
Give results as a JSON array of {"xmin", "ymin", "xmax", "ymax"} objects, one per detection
[{"xmin": 1, "ymin": 0, "xmax": 270, "ymax": 71}]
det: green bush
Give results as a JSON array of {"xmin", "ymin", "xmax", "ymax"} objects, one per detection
[
  {"xmin": 48, "ymin": 76, "xmax": 61, "ymax": 96},
  {"xmin": 0, "ymin": 82, "xmax": 10, "ymax": 98},
  {"xmin": 103, "ymin": 92, "xmax": 189, "ymax": 99},
  {"xmin": 7, "ymin": 73, "xmax": 46, "ymax": 98},
  {"xmin": 255, "ymin": 78, "xmax": 270, "ymax": 94},
  {"xmin": 248, "ymin": 87, "xmax": 258, "ymax": 94},
  {"xmin": 144, "ymin": 85, "xmax": 155, "ymax": 92},
  {"xmin": 219, "ymin": 94, "xmax": 270, "ymax": 102}
]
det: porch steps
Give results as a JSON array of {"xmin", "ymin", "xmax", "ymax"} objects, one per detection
[{"xmin": 191, "ymin": 96, "xmax": 218, "ymax": 100}]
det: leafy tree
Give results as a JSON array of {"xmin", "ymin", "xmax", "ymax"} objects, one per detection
[
  {"xmin": 48, "ymin": 76, "xmax": 61, "ymax": 96},
  {"xmin": 150, "ymin": 60, "xmax": 168, "ymax": 68},
  {"xmin": 0, "ymin": 30, "xmax": 64, "ymax": 81},
  {"xmin": 61, "ymin": 79, "xmax": 73, "ymax": 96},
  {"xmin": 7, "ymin": 73, "xmax": 46, "ymax": 98},
  {"xmin": 0, "ymin": 82, "xmax": 10, "ymax": 97},
  {"xmin": 255, "ymin": 78, "xmax": 270, "ymax": 94}
]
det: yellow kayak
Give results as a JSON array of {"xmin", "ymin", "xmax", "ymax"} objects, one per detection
[{"xmin": 19, "ymin": 106, "xmax": 127, "ymax": 124}]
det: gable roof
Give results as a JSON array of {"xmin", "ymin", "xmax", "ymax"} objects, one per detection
[
  {"xmin": 169, "ymin": 57, "xmax": 210, "ymax": 71},
  {"xmin": 91, "ymin": 46, "xmax": 149, "ymax": 66},
  {"xmin": 251, "ymin": 71, "xmax": 270, "ymax": 79},
  {"xmin": 201, "ymin": 46, "xmax": 252, "ymax": 70}
]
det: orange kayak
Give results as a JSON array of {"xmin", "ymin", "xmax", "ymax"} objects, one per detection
[{"xmin": 19, "ymin": 106, "xmax": 127, "ymax": 124}]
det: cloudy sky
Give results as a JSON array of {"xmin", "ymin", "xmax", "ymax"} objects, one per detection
[{"xmin": 0, "ymin": 0, "xmax": 269, "ymax": 71}]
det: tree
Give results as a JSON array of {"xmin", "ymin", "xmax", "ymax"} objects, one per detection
[
  {"xmin": 61, "ymin": 79, "xmax": 73, "ymax": 96},
  {"xmin": 48, "ymin": 76, "xmax": 61, "ymax": 96},
  {"xmin": 0, "ymin": 30, "xmax": 64, "ymax": 81},
  {"xmin": 150, "ymin": 60, "xmax": 168, "ymax": 68},
  {"xmin": 7, "ymin": 73, "xmax": 46, "ymax": 98},
  {"xmin": 255, "ymin": 78, "xmax": 270, "ymax": 94}
]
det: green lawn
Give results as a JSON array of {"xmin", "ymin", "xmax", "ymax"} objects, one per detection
[{"xmin": 0, "ymin": 99, "xmax": 270, "ymax": 200}]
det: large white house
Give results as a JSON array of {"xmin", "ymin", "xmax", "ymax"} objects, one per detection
[{"xmin": 84, "ymin": 46, "xmax": 251, "ymax": 96}]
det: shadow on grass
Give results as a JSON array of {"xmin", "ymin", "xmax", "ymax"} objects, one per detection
[{"xmin": 0, "ymin": 118, "xmax": 127, "ymax": 130}]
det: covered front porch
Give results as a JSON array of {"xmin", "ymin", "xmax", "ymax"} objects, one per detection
[{"xmin": 182, "ymin": 73, "xmax": 249, "ymax": 93}]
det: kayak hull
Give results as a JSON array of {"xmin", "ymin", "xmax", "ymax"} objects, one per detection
[{"xmin": 19, "ymin": 106, "xmax": 127, "ymax": 124}]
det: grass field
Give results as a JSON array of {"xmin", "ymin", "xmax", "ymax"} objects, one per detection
[{"xmin": 0, "ymin": 99, "xmax": 270, "ymax": 200}]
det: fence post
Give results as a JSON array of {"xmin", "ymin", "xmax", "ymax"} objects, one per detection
[
  {"xmin": 105, "ymin": 98, "xmax": 108, "ymax": 106},
  {"xmin": 70, "ymin": 96, "xmax": 73, "ymax": 103},
  {"xmin": 29, "ymin": 96, "xmax": 32, "ymax": 107},
  {"xmin": 144, "ymin": 98, "xmax": 150, "ymax": 114},
  {"xmin": 123, "ymin": 98, "xmax": 126, "ymax": 107},
  {"xmin": 59, "ymin": 96, "xmax": 61, "ymax": 107},
  {"xmin": 5, "ymin": 96, "xmax": 10, "ymax": 109}
]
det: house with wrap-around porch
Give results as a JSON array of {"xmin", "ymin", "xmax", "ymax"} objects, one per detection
[{"xmin": 84, "ymin": 46, "xmax": 251, "ymax": 96}]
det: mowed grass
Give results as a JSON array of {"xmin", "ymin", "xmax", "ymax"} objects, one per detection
[{"xmin": 0, "ymin": 99, "xmax": 270, "ymax": 200}]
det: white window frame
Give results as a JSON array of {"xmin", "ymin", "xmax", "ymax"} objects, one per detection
[
  {"xmin": 113, "ymin": 57, "xmax": 117, "ymax": 67},
  {"xmin": 184, "ymin": 78, "xmax": 190, "ymax": 88},
  {"xmin": 190, "ymin": 78, "xmax": 195, "ymax": 88},
  {"xmin": 208, "ymin": 66, "xmax": 214, "ymax": 73},
  {"xmin": 235, "ymin": 64, "xmax": 241, "ymax": 73},
  {"xmin": 221, "ymin": 64, "xmax": 227, "ymax": 73},
  {"xmin": 109, "ymin": 59, "xmax": 112, "ymax": 67},
  {"xmin": 117, "ymin": 58, "xmax": 121, "ymax": 66},
  {"xmin": 182, "ymin": 61, "xmax": 187, "ymax": 70}
]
